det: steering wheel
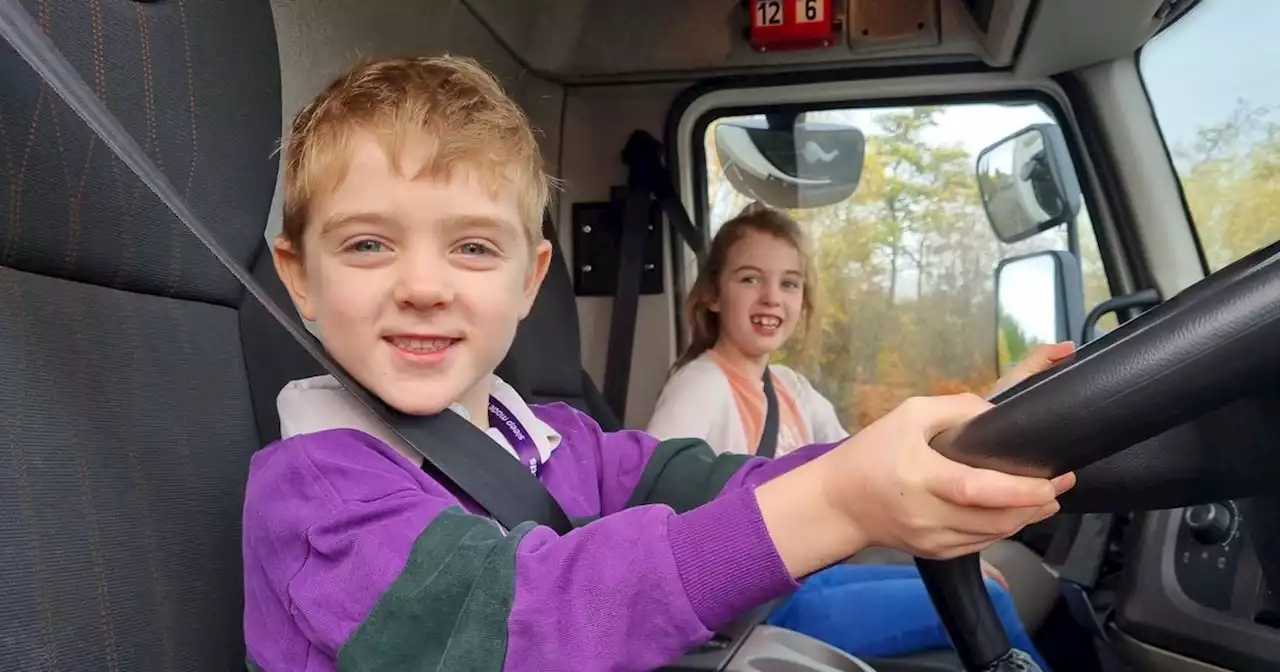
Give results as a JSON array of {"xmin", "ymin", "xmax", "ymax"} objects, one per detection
[{"xmin": 914, "ymin": 238, "xmax": 1280, "ymax": 671}]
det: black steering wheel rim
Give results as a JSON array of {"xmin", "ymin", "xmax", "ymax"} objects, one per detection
[{"xmin": 915, "ymin": 238, "xmax": 1280, "ymax": 671}]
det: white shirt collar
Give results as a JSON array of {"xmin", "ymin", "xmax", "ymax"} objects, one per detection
[{"xmin": 275, "ymin": 374, "xmax": 561, "ymax": 465}]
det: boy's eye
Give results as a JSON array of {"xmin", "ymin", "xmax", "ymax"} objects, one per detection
[
  {"xmin": 457, "ymin": 241, "xmax": 497, "ymax": 256},
  {"xmin": 345, "ymin": 239, "xmax": 387, "ymax": 254}
]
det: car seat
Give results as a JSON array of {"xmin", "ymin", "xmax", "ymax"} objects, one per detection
[
  {"xmin": 495, "ymin": 214, "xmax": 622, "ymax": 432},
  {"xmin": 0, "ymin": 0, "xmax": 293, "ymax": 668}
]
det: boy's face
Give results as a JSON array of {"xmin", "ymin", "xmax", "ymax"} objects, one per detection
[{"xmin": 275, "ymin": 131, "xmax": 552, "ymax": 417}]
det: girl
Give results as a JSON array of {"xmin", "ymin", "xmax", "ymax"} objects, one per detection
[
  {"xmin": 649, "ymin": 202, "xmax": 1068, "ymax": 665},
  {"xmin": 648, "ymin": 201, "xmax": 839, "ymax": 457}
]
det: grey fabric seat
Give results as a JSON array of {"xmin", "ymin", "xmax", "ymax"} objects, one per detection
[
  {"xmin": 495, "ymin": 214, "xmax": 622, "ymax": 432},
  {"xmin": 0, "ymin": 1, "xmax": 308, "ymax": 668}
]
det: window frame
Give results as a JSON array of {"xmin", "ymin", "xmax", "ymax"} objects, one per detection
[{"xmin": 665, "ymin": 72, "xmax": 1131, "ymax": 352}]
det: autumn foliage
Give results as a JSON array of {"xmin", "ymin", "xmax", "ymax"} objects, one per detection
[{"xmin": 705, "ymin": 101, "xmax": 1279, "ymax": 432}]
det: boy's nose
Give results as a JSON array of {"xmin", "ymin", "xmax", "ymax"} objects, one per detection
[{"xmin": 393, "ymin": 260, "xmax": 454, "ymax": 310}]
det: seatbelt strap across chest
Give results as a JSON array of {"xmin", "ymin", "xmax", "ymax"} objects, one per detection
[
  {"xmin": 0, "ymin": 0, "xmax": 572, "ymax": 536},
  {"xmin": 757, "ymin": 368, "xmax": 780, "ymax": 459}
]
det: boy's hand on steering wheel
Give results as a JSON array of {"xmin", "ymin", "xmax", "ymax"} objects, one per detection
[
  {"xmin": 756, "ymin": 390, "xmax": 1076, "ymax": 579},
  {"xmin": 818, "ymin": 393, "xmax": 1075, "ymax": 562}
]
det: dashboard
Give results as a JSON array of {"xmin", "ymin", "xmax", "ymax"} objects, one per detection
[{"xmin": 1116, "ymin": 502, "xmax": 1280, "ymax": 671}]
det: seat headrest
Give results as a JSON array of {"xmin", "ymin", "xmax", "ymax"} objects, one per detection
[
  {"xmin": 498, "ymin": 214, "xmax": 587, "ymax": 401},
  {"xmin": 0, "ymin": 0, "xmax": 282, "ymax": 306}
]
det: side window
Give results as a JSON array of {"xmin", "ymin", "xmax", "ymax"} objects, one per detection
[
  {"xmin": 703, "ymin": 102, "xmax": 1111, "ymax": 431},
  {"xmin": 1141, "ymin": 0, "xmax": 1280, "ymax": 271}
]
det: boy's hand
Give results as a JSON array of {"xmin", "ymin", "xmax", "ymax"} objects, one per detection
[
  {"xmin": 756, "ymin": 392, "xmax": 1076, "ymax": 578},
  {"xmin": 992, "ymin": 342, "xmax": 1076, "ymax": 396},
  {"xmin": 823, "ymin": 393, "xmax": 1075, "ymax": 561}
]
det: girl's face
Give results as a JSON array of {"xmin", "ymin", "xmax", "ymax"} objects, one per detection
[{"xmin": 711, "ymin": 230, "xmax": 805, "ymax": 360}]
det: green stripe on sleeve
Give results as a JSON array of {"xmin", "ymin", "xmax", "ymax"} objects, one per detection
[
  {"xmin": 624, "ymin": 438, "xmax": 753, "ymax": 513},
  {"xmin": 337, "ymin": 506, "xmax": 533, "ymax": 671}
]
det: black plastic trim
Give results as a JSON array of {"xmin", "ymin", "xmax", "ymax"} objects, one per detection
[{"xmin": 1116, "ymin": 509, "xmax": 1280, "ymax": 672}]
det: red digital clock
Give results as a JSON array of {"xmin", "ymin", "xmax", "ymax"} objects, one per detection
[{"xmin": 747, "ymin": 0, "xmax": 840, "ymax": 52}]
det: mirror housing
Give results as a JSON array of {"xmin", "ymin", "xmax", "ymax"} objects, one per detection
[
  {"xmin": 976, "ymin": 124, "xmax": 1082, "ymax": 244},
  {"xmin": 713, "ymin": 114, "xmax": 865, "ymax": 209},
  {"xmin": 995, "ymin": 250, "xmax": 1085, "ymax": 375}
]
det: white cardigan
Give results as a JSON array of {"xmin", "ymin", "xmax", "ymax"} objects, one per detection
[{"xmin": 647, "ymin": 352, "xmax": 848, "ymax": 455}]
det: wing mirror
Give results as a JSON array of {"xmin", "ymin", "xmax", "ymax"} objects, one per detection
[
  {"xmin": 976, "ymin": 123, "xmax": 1082, "ymax": 243},
  {"xmin": 713, "ymin": 112, "xmax": 865, "ymax": 209},
  {"xmin": 995, "ymin": 250, "xmax": 1085, "ymax": 376}
]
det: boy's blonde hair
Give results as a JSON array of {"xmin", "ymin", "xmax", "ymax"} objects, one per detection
[{"xmin": 282, "ymin": 55, "xmax": 550, "ymax": 248}]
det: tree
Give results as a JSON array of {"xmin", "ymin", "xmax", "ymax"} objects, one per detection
[
  {"xmin": 769, "ymin": 108, "xmax": 1020, "ymax": 429},
  {"xmin": 705, "ymin": 106, "xmax": 1099, "ymax": 431},
  {"xmin": 997, "ymin": 310, "xmax": 1044, "ymax": 371},
  {"xmin": 1174, "ymin": 100, "xmax": 1280, "ymax": 270}
]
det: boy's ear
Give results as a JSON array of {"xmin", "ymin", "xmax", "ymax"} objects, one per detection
[
  {"xmin": 272, "ymin": 237, "xmax": 317, "ymax": 322},
  {"xmin": 518, "ymin": 239, "xmax": 553, "ymax": 320}
]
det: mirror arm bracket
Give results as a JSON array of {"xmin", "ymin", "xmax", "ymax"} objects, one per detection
[{"xmin": 1082, "ymin": 289, "xmax": 1162, "ymax": 344}]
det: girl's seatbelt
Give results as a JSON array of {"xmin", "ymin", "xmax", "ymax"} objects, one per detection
[
  {"xmin": 0, "ymin": 0, "xmax": 573, "ymax": 536},
  {"xmin": 758, "ymin": 368, "xmax": 780, "ymax": 458}
]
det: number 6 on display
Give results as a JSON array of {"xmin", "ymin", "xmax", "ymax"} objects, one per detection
[{"xmin": 798, "ymin": 0, "xmax": 823, "ymax": 23}]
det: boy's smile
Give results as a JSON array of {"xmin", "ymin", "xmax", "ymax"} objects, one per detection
[
  {"xmin": 274, "ymin": 130, "xmax": 551, "ymax": 420},
  {"xmin": 384, "ymin": 333, "xmax": 462, "ymax": 364}
]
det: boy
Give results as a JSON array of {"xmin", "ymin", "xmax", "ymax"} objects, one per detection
[{"xmin": 243, "ymin": 55, "xmax": 1073, "ymax": 671}]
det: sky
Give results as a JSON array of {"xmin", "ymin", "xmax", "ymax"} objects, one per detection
[
  {"xmin": 890, "ymin": 0, "xmax": 1280, "ymax": 156},
  {"xmin": 999, "ymin": 253, "xmax": 1060, "ymax": 345},
  {"xmin": 1140, "ymin": 0, "xmax": 1280, "ymax": 152}
]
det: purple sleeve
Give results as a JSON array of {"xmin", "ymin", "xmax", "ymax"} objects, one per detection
[
  {"xmin": 508, "ymin": 487, "xmax": 795, "ymax": 671},
  {"xmin": 243, "ymin": 428, "xmax": 800, "ymax": 672},
  {"xmin": 538, "ymin": 401, "xmax": 841, "ymax": 516},
  {"xmin": 722, "ymin": 440, "xmax": 843, "ymax": 490},
  {"xmin": 509, "ymin": 411, "xmax": 804, "ymax": 669},
  {"xmin": 503, "ymin": 411, "xmax": 845, "ymax": 669}
]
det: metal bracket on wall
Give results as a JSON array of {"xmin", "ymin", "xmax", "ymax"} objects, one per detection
[{"xmin": 571, "ymin": 187, "xmax": 665, "ymax": 297}]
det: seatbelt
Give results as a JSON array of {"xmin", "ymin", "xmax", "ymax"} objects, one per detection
[
  {"xmin": 757, "ymin": 368, "xmax": 780, "ymax": 459},
  {"xmin": 622, "ymin": 131, "xmax": 706, "ymax": 265},
  {"xmin": 601, "ymin": 187, "xmax": 649, "ymax": 420},
  {"xmin": 602, "ymin": 131, "xmax": 708, "ymax": 420},
  {"xmin": 0, "ymin": 0, "xmax": 572, "ymax": 536}
]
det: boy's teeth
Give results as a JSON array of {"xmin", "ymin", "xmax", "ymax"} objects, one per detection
[{"xmin": 391, "ymin": 337, "xmax": 455, "ymax": 352}]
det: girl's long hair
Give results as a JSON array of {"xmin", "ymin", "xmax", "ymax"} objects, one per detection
[{"xmin": 673, "ymin": 202, "xmax": 815, "ymax": 370}]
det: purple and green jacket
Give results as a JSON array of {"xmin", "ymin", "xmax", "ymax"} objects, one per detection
[{"xmin": 242, "ymin": 376, "xmax": 839, "ymax": 671}]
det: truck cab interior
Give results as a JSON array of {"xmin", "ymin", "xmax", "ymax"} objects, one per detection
[{"xmin": 3, "ymin": 0, "xmax": 1280, "ymax": 670}]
